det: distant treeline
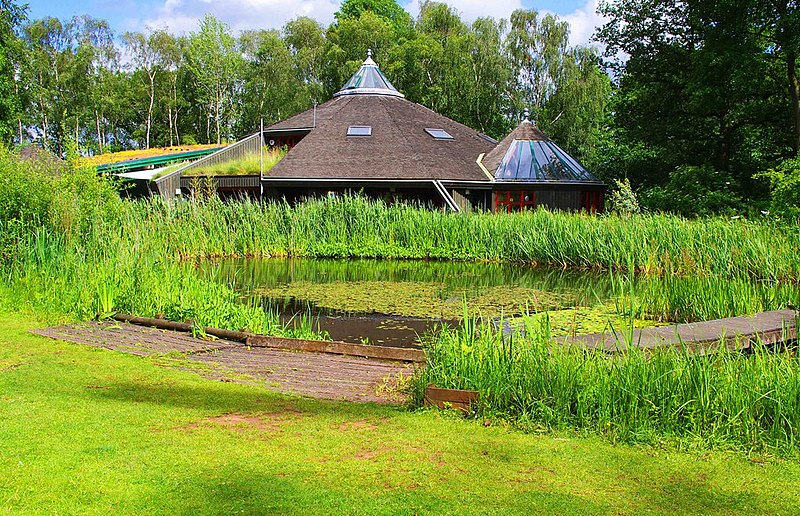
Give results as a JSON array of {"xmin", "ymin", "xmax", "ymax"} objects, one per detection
[
  {"xmin": 0, "ymin": 0, "xmax": 799, "ymax": 216},
  {"xmin": 0, "ymin": 0, "xmax": 609, "ymax": 159}
]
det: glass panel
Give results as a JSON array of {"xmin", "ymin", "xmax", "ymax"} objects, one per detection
[
  {"xmin": 496, "ymin": 191, "xmax": 509, "ymax": 202},
  {"xmin": 543, "ymin": 142, "xmax": 577, "ymax": 180},
  {"xmin": 531, "ymin": 142, "xmax": 551, "ymax": 180},
  {"xmin": 537, "ymin": 143, "xmax": 566, "ymax": 179},
  {"xmin": 347, "ymin": 126, "xmax": 372, "ymax": 136},
  {"xmin": 425, "ymin": 128, "xmax": 454, "ymax": 140},
  {"xmin": 508, "ymin": 191, "xmax": 522, "ymax": 203},
  {"xmin": 516, "ymin": 142, "xmax": 533, "ymax": 180},
  {"xmin": 497, "ymin": 146, "xmax": 517, "ymax": 179}
]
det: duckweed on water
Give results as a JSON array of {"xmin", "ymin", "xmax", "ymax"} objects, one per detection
[{"xmin": 257, "ymin": 281, "xmax": 577, "ymax": 319}]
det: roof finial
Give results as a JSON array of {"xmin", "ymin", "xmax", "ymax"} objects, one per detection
[
  {"xmin": 367, "ymin": 48, "xmax": 372, "ymax": 59},
  {"xmin": 523, "ymin": 108, "xmax": 530, "ymax": 122}
]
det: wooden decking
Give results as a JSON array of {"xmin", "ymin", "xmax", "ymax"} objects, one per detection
[
  {"xmin": 32, "ymin": 322, "xmax": 415, "ymax": 403},
  {"xmin": 557, "ymin": 309, "xmax": 798, "ymax": 354}
]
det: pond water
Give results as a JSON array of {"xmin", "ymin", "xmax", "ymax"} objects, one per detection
[{"xmin": 198, "ymin": 258, "xmax": 622, "ymax": 347}]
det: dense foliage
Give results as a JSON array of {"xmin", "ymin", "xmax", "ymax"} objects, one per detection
[
  {"xmin": 0, "ymin": 0, "xmax": 609, "ymax": 162},
  {"xmin": 1, "ymin": 0, "xmax": 799, "ymax": 216},
  {"xmin": 596, "ymin": 0, "xmax": 800, "ymax": 215}
]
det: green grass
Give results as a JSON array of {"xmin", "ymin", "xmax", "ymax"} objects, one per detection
[
  {"xmin": 2, "ymin": 151, "xmax": 800, "ymax": 459},
  {"xmin": 3, "ymin": 312, "xmax": 800, "ymax": 513},
  {"xmin": 151, "ymin": 161, "xmax": 189, "ymax": 179},
  {"xmin": 183, "ymin": 147, "xmax": 284, "ymax": 177}
]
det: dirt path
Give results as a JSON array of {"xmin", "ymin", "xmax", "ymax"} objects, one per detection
[{"xmin": 32, "ymin": 322, "xmax": 415, "ymax": 403}]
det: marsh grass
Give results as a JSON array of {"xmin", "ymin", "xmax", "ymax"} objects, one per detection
[
  {"xmin": 120, "ymin": 194, "xmax": 800, "ymax": 282},
  {"xmin": 416, "ymin": 316, "xmax": 800, "ymax": 455}
]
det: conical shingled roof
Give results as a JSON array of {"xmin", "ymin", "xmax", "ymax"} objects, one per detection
[
  {"xmin": 264, "ymin": 53, "xmax": 495, "ymax": 182},
  {"xmin": 482, "ymin": 119, "xmax": 600, "ymax": 183}
]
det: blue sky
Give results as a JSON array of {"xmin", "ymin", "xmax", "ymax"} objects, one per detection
[{"xmin": 23, "ymin": 0, "xmax": 604, "ymax": 46}]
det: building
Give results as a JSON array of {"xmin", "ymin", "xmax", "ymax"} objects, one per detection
[
  {"xmin": 479, "ymin": 110, "xmax": 605, "ymax": 212},
  {"xmin": 156, "ymin": 52, "xmax": 606, "ymax": 212}
]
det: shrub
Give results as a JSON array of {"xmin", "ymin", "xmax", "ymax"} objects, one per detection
[
  {"xmin": 755, "ymin": 157, "xmax": 800, "ymax": 220},
  {"xmin": 640, "ymin": 165, "xmax": 743, "ymax": 217},
  {"xmin": 607, "ymin": 177, "xmax": 640, "ymax": 214}
]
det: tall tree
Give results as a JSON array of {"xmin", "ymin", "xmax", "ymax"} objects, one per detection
[
  {"xmin": 597, "ymin": 0, "xmax": 787, "ymax": 204},
  {"xmin": 186, "ymin": 15, "xmax": 242, "ymax": 144},
  {"xmin": 506, "ymin": 9, "xmax": 570, "ymax": 119},
  {"xmin": 123, "ymin": 29, "xmax": 172, "ymax": 149},
  {"xmin": 0, "ymin": 0, "xmax": 27, "ymax": 144}
]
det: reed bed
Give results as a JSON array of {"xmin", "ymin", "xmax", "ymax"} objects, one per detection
[
  {"xmin": 120, "ymin": 195, "xmax": 800, "ymax": 282},
  {"xmin": 416, "ymin": 318, "xmax": 800, "ymax": 455}
]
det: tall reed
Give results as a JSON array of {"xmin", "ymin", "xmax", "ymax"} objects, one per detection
[
  {"xmin": 416, "ymin": 317, "xmax": 800, "ymax": 455},
  {"xmin": 120, "ymin": 195, "xmax": 800, "ymax": 282}
]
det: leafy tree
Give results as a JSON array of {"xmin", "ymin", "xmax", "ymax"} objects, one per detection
[
  {"xmin": 596, "ymin": 0, "xmax": 789, "ymax": 209},
  {"xmin": 123, "ymin": 29, "xmax": 173, "ymax": 149},
  {"xmin": 506, "ymin": 9, "xmax": 569, "ymax": 119},
  {"xmin": 239, "ymin": 29, "xmax": 303, "ymax": 131},
  {"xmin": 186, "ymin": 15, "xmax": 242, "ymax": 144},
  {"xmin": 0, "ymin": 0, "xmax": 27, "ymax": 144},
  {"xmin": 755, "ymin": 157, "xmax": 800, "ymax": 219},
  {"xmin": 284, "ymin": 17, "xmax": 326, "ymax": 104},
  {"xmin": 335, "ymin": 0, "xmax": 412, "ymax": 36}
]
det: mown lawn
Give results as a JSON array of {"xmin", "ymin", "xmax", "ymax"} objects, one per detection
[{"xmin": 1, "ymin": 312, "xmax": 799, "ymax": 514}]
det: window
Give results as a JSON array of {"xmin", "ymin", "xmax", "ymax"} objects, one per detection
[
  {"xmin": 347, "ymin": 125, "xmax": 372, "ymax": 136},
  {"xmin": 495, "ymin": 190, "xmax": 536, "ymax": 213},
  {"xmin": 425, "ymin": 128, "xmax": 454, "ymax": 140}
]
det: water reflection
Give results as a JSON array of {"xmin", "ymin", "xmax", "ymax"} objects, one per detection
[{"xmin": 198, "ymin": 257, "xmax": 617, "ymax": 347}]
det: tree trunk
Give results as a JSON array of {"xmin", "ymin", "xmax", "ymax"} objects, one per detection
[
  {"xmin": 777, "ymin": 0, "xmax": 800, "ymax": 155},
  {"xmin": 787, "ymin": 48, "xmax": 800, "ymax": 155},
  {"xmin": 168, "ymin": 106, "xmax": 174, "ymax": 147},
  {"xmin": 95, "ymin": 109, "xmax": 103, "ymax": 154},
  {"xmin": 215, "ymin": 95, "xmax": 221, "ymax": 145},
  {"xmin": 43, "ymin": 114, "xmax": 49, "ymax": 149},
  {"xmin": 146, "ymin": 72, "xmax": 155, "ymax": 149}
]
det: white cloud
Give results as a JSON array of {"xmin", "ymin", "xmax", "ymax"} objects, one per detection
[
  {"xmin": 559, "ymin": 0, "xmax": 606, "ymax": 48},
  {"xmin": 138, "ymin": 0, "xmax": 606, "ymax": 50},
  {"xmin": 141, "ymin": 0, "xmax": 340, "ymax": 34}
]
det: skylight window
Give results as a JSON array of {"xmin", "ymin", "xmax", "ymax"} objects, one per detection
[
  {"xmin": 425, "ymin": 128, "xmax": 454, "ymax": 140},
  {"xmin": 347, "ymin": 125, "xmax": 372, "ymax": 136}
]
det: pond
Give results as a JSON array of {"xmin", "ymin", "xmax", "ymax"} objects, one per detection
[{"xmin": 198, "ymin": 258, "xmax": 633, "ymax": 347}]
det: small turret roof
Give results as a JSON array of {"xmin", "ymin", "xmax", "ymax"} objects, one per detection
[
  {"xmin": 333, "ymin": 50, "xmax": 405, "ymax": 98},
  {"xmin": 482, "ymin": 118, "xmax": 601, "ymax": 183}
]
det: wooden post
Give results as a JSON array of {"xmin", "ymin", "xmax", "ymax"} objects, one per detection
[{"xmin": 260, "ymin": 118, "xmax": 264, "ymax": 176}]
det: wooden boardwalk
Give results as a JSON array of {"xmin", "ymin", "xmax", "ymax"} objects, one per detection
[
  {"xmin": 32, "ymin": 322, "xmax": 415, "ymax": 403},
  {"xmin": 557, "ymin": 309, "xmax": 797, "ymax": 354}
]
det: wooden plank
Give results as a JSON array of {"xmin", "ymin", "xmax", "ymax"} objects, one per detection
[
  {"xmin": 114, "ymin": 314, "xmax": 250, "ymax": 342},
  {"xmin": 558, "ymin": 309, "xmax": 797, "ymax": 354},
  {"xmin": 115, "ymin": 313, "xmax": 426, "ymax": 362},
  {"xmin": 424, "ymin": 385, "xmax": 479, "ymax": 413},
  {"xmin": 246, "ymin": 335, "xmax": 426, "ymax": 363}
]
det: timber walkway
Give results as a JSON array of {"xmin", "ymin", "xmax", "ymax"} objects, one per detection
[
  {"xmin": 557, "ymin": 309, "xmax": 797, "ymax": 354},
  {"xmin": 32, "ymin": 321, "xmax": 416, "ymax": 404}
]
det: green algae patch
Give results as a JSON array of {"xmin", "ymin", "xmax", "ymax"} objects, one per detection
[
  {"xmin": 520, "ymin": 303, "xmax": 664, "ymax": 337},
  {"xmin": 258, "ymin": 280, "xmax": 577, "ymax": 319}
]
